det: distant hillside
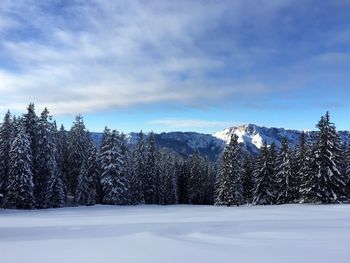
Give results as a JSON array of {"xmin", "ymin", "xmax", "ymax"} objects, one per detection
[{"xmin": 91, "ymin": 124, "xmax": 350, "ymax": 161}]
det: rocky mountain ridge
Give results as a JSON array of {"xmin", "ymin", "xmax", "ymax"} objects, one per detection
[{"xmin": 91, "ymin": 124, "xmax": 350, "ymax": 161}]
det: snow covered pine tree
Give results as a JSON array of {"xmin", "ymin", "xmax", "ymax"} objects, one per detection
[
  {"xmin": 0, "ymin": 110, "xmax": 14, "ymax": 202},
  {"xmin": 301, "ymin": 112, "xmax": 348, "ymax": 203},
  {"xmin": 75, "ymin": 144, "xmax": 99, "ymax": 206},
  {"xmin": 130, "ymin": 131, "xmax": 146, "ymax": 204},
  {"xmin": 215, "ymin": 134, "xmax": 243, "ymax": 206},
  {"xmin": 275, "ymin": 137, "xmax": 296, "ymax": 204},
  {"xmin": 252, "ymin": 142, "xmax": 276, "ymax": 205},
  {"xmin": 100, "ymin": 130, "xmax": 129, "ymax": 205},
  {"xmin": 67, "ymin": 115, "xmax": 90, "ymax": 196},
  {"xmin": 144, "ymin": 132, "xmax": 159, "ymax": 204},
  {"xmin": 4, "ymin": 123, "xmax": 36, "ymax": 209}
]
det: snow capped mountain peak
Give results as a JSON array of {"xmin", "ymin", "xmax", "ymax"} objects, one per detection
[
  {"xmin": 213, "ymin": 124, "xmax": 301, "ymax": 153},
  {"xmin": 91, "ymin": 124, "xmax": 350, "ymax": 160},
  {"xmin": 214, "ymin": 124, "xmax": 261, "ymax": 147}
]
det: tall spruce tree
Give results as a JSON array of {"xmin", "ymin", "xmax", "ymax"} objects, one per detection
[
  {"xmin": 188, "ymin": 150, "xmax": 204, "ymax": 204},
  {"xmin": 242, "ymin": 155, "xmax": 254, "ymax": 204},
  {"xmin": 128, "ymin": 157, "xmax": 138, "ymax": 205},
  {"xmin": 177, "ymin": 160, "xmax": 190, "ymax": 204},
  {"xmin": 23, "ymin": 103, "xmax": 38, "ymax": 157},
  {"xmin": 125, "ymin": 164, "xmax": 135, "ymax": 204},
  {"xmin": 252, "ymin": 142, "xmax": 276, "ymax": 205},
  {"xmin": 97, "ymin": 127, "xmax": 112, "ymax": 203},
  {"xmin": 269, "ymin": 142, "xmax": 277, "ymax": 179},
  {"xmin": 343, "ymin": 140, "xmax": 350, "ymax": 198},
  {"xmin": 100, "ymin": 130, "xmax": 129, "ymax": 205},
  {"xmin": 75, "ymin": 145, "xmax": 98, "ymax": 206},
  {"xmin": 292, "ymin": 131, "xmax": 308, "ymax": 202},
  {"xmin": 67, "ymin": 115, "xmax": 90, "ymax": 195},
  {"xmin": 0, "ymin": 110, "xmax": 14, "ymax": 199},
  {"xmin": 130, "ymin": 131, "xmax": 146, "ymax": 204},
  {"xmin": 144, "ymin": 132, "xmax": 159, "ymax": 204},
  {"xmin": 275, "ymin": 137, "xmax": 295, "ymax": 204},
  {"xmin": 4, "ymin": 123, "xmax": 35, "ymax": 209},
  {"xmin": 35, "ymin": 108, "xmax": 58, "ymax": 208},
  {"xmin": 340, "ymin": 142, "xmax": 349, "ymax": 183},
  {"xmin": 56, "ymin": 125, "xmax": 69, "ymax": 194},
  {"xmin": 22, "ymin": 103, "xmax": 39, "ymax": 202},
  {"xmin": 119, "ymin": 133, "xmax": 132, "ymax": 203},
  {"xmin": 46, "ymin": 170, "xmax": 65, "ymax": 208},
  {"xmin": 158, "ymin": 154, "xmax": 177, "ymax": 205},
  {"xmin": 300, "ymin": 140, "xmax": 318, "ymax": 202},
  {"xmin": 301, "ymin": 112, "xmax": 347, "ymax": 203},
  {"xmin": 215, "ymin": 134, "xmax": 243, "ymax": 206},
  {"xmin": 202, "ymin": 158, "xmax": 216, "ymax": 205}
]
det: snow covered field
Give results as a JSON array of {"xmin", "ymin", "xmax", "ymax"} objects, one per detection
[{"xmin": 1, "ymin": 204, "xmax": 350, "ymax": 263}]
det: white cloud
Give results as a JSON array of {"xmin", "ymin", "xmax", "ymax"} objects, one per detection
[
  {"xmin": 0, "ymin": 0, "xmax": 348, "ymax": 115},
  {"xmin": 0, "ymin": 0, "xmax": 246, "ymax": 114}
]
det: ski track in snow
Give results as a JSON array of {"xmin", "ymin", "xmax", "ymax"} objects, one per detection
[{"xmin": 1, "ymin": 204, "xmax": 350, "ymax": 263}]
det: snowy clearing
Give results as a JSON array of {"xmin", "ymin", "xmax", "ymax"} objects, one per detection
[{"xmin": 1, "ymin": 204, "xmax": 350, "ymax": 263}]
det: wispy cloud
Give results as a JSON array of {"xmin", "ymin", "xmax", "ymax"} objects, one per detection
[
  {"xmin": 150, "ymin": 119, "xmax": 234, "ymax": 129},
  {"xmin": 0, "ymin": 0, "xmax": 349, "ymax": 115}
]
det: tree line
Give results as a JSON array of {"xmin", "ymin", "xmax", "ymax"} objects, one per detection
[
  {"xmin": 0, "ymin": 105, "xmax": 349, "ymax": 209},
  {"xmin": 216, "ymin": 111, "xmax": 350, "ymax": 206},
  {"xmin": 0, "ymin": 104, "xmax": 216, "ymax": 209}
]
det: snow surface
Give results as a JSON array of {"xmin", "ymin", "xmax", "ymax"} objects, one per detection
[{"xmin": 1, "ymin": 204, "xmax": 350, "ymax": 263}]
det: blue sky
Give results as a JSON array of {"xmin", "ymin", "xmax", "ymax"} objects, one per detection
[{"xmin": 1, "ymin": 0, "xmax": 350, "ymax": 133}]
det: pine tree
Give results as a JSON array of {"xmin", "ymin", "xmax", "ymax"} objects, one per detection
[
  {"xmin": 269, "ymin": 142, "xmax": 277, "ymax": 180},
  {"xmin": 75, "ymin": 145, "xmax": 98, "ymax": 206},
  {"xmin": 202, "ymin": 157, "xmax": 216, "ymax": 205},
  {"xmin": 56, "ymin": 125, "xmax": 69, "ymax": 195},
  {"xmin": 300, "ymin": 140, "xmax": 318, "ymax": 202},
  {"xmin": 100, "ymin": 130, "xmax": 129, "ymax": 205},
  {"xmin": 252, "ymin": 142, "xmax": 276, "ymax": 205},
  {"xmin": 340, "ymin": 142, "xmax": 348, "ymax": 182},
  {"xmin": 242, "ymin": 155, "xmax": 254, "ymax": 204},
  {"xmin": 292, "ymin": 131, "xmax": 308, "ymax": 201},
  {"xmin": 67, "ymin": 115, "xmax": 90, "ymax": 195},
  {"xmin": 188, "ymin": 150, "xmax": 204, "ymax": 204},
  {"xmin": 130, "ymin": 131, "xmax": 146, "ymax": 204},
  {"xmin": 177, "ymin": 160, "xmax": 190, "ymax": 204},
  {"xmin": 119, "ymin": 133, "xmax": 132, "ymax": 203},
  {"xmin": 158, "ymin": 154, "xmax": 177, "ymax": 205},
  {"xmin": 128, "ymin": 161, "xmax": 138, "ymax": 205},
  {"xmin": 202, "ymin": 156, "xmax": 217, "ymax": 205},
  {"xmin": 97, "ymin": 127, "xmax": 112, "ymax": 203},
  {"xmin": 46, "ymin": 170, "xmax": 65, "ymax": 208},
  {"xmin": 0, "ymin": 110, "xmax": 14, "ymax": 199},
  {"xmin": 4, "ymin": 124, "xmax": 35, "ymax": 209},
  {"xmin": 215, "ymin": 134, "xmax": 243, "ymax": 206},
  {"xmin": 22, "ymin": 103, "xmax": 39, "ymax": 203},
  {"xmin": 301, "ymin": 112, "xmax": 347, "ymax": 203},
  {"xmin": 275, "ymin": 137, "xmax": 295, "ymax": 204},
  {"xmin": 23, "ymin": 103, "xmax": 38, "ymax": 157},
  {"xmin": 343, "ymin": 140, "xmax": 350, "ymax": 198},
  {"xmin": 144, "ymin": 132, "xmax": 158, "ymax": 204},
  {"xmin": 35, "ymin": 108, "xmax": 58, "ymax": 208},
  {"xmin": 123, "ymin": 137, "xmax": 135, "ymax": 205}
]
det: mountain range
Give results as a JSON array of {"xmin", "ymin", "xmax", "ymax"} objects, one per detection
[{"xmin": 91, "ymin": 124, "xmax": 350, "ymax": 161}]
